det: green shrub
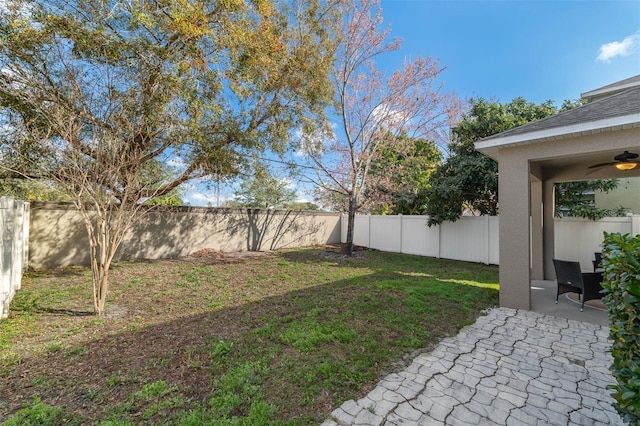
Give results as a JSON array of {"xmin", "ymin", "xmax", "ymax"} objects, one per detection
[{"xmin": 601, "ymin": 232, "xmax": 640, "ymax": 424}]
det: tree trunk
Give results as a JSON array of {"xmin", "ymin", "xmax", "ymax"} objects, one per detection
[
  {"xmin": 345, "ymin": 193, "xmax": 357, "ymax": 256},
  {"xmin": 84, "ymin": 209, "xmax": 120, "ymax": 316}
]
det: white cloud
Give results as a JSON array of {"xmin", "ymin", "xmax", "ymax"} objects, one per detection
[
  {"xmin": 597, "ymin": 32, "xmax": 640, "ymax": 62},
  {"xmin": 185, "ymin": 191, "xmax": 232, "ymax": 207},
  {"xmin": 281, "ymin": 177, "xmax": 296, "ymax": 190},
  {"xmin": 167, "ymin": 156, "xmax": 187, "ymax": 168},
  {"xmin": 189, "ymin": 193, "xmax": 213, "ymax": 202}
]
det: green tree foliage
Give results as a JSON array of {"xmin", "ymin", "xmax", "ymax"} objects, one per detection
[
  {"xmin": 313, "ymin": 185, "xmax": 350, "ymax": 212},
  {"xmin": 284, "ymin": 201, "xmax": 320, "ymax": 211},
  {"xmin": 601, "ymin": 232, "xmax": 640, "ymax": 424},
  {"xmin": 232, "ymin": 162, "xmax": 297, "ymax": 209},
  {"xmin": 555, "ymin": 180, "xmax": 626, "ymax": 219},
  {"xmin": 424, "ymin": 97, "xmax": 618, "ymax": 226},
  {"xmin": 0, "ymin": 0, "xmax": 336, "ymax": 314},
  {"xmin": 0, "ymin": 179, "xmax": 70, "ymax": 201},
  {"xmin": 366, "ymin": 136, "xmax": 442, "ymax": 214},
  {"xmin": 425, "ymin": 97, "xmax": 556, "ymax": 226}
]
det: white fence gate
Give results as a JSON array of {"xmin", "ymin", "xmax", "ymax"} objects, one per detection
[
  {"xmin": 343, "ymin": 214, "xmax": 640, "ymax": 271},
  {"xmin": 1, "ymin": 197, "xmax": 30, "ymax": 319}
]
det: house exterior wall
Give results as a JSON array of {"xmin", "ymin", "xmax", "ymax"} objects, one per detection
[
  {"xmin": 29, "ymin": 203, "xmax": 341, "ymax": 269},
  {"xmin": 595, "ymin": 177, "xmax": 640, "ymax": 214}
]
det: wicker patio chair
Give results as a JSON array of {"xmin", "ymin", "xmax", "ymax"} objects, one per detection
[
  {"xmin": 593, "ymin": 252, "xmax": 603, "ymax": 272},
  {"xmin": 553, "ymin": 259, "xmax": 604, "ymax": 312}
]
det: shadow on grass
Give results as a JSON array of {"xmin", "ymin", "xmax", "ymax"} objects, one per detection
[
  {"xmin": 1, "ymin": 250, "xmax": 499, "ymax": 425},
  {"xmin": 281, "ymin": 249, "xmax": 500, "ymax": 285},
  {"xmin": 31, "ymin": 307, "xmax": 95, "ymax": 317}
]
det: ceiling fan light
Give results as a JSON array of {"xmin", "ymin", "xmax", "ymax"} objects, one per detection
[{"xmin": 615, "ymin": 162, "xmax": 638, "ymax": 171}]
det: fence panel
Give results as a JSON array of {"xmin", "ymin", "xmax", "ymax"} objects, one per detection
[
  {"xmin": 554, "ymin": 217, "xmax": 633, "ymax": 271},
  {"xmin": 369, "ymin": 216, "xmax": 401, "ymax": 252},
  {"xmin": 347, "ymin": 214, "xmax": 637, "ymax": 269},
  {"xmin": 400, "ymin": 216, "xmax": 440, "ymax": 257},
  {"xmin": 1, "ymin": 197, "xmax": 30, "ymax": 319},
  {"xmin": 353, "ymin": 215, "xmax": 370, "ymax": 247},
  {"xmin": 440, "ymin": 216, "xmax": 494, "ymax": 264}
]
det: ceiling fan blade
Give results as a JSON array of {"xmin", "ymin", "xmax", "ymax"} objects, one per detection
[
  {"xmin": 586, "ymin": 167, "xmax": 603, "ymax": 175},
  {"xmin": 587, "ymin": 162, "xmax": 615, "ymax": 169}
]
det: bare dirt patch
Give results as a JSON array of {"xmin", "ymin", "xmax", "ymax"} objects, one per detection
[{"xmin": 185, "ymin": 247, "xmax": 274, "ymax": 263}]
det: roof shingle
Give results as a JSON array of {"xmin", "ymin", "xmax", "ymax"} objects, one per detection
[{"xmin": 480, "ymin": 85, "xmax": 640, "ymax": 143}]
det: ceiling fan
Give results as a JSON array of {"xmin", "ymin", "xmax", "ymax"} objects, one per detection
[{"xmin": 588, "ymin": 151, "xmax": 639, "ymax": 172}]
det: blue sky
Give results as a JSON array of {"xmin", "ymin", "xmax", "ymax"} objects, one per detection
[
  {"xmin": 380, "ymin": 0, "xmax": 640, "ymax": 105},
  {"xmin": 186, "ymin": 0, "xmax": 640, "ymax": 206}
]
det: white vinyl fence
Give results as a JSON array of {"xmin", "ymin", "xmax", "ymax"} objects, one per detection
[
  {"xmin": 343, "ymin": 215, "xmax": 499, "ymax": 265},
  {"xmin": 555, "ymin": 216, "xmax": 640, "ymax": 272},
  {"xmin": 343, "ymin": 214, "xmax": 640, "ymax": 271},
  {"xmin": 1, "ymin": 197, "xmax": 30, "ymax": 319}
]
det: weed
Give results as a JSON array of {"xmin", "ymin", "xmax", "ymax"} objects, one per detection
[
  {"xmin": 65, "ymin": 345, "xmax": 89, "ymax": 356},
  {"xmin": 208, "ymin": 339, "xmax": 233, "ymax": 358},
  {"xmin": 123, "ymin": 277, "xmax": 142, "ymax": 290},
  {"xmin": 44, "ymin": 342, "xmax": 62, "ymax": 353},
  {"xmin": 134, "ymin": 380, "xmax": 177, "ymax": 401},
  {"xmin": 84, "ymin": 389, "xmax": 101, "ymax": 402},
  {"xmin": 182, "ymin": 273, "xmax": 200, "ymax": 284},
  {"xmin": 107, "ymin": 376, "xmax": 123, "ymax": 387},
  {"xmin": 2, "ymin": 396, "xmax": 82, "ymax": 426},
  {"xmin": 141, "ymin": 395, "xmax": 186, "ymax": 420}
]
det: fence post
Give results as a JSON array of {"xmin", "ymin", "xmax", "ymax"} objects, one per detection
[
  {"xmin": 0, "ymin": 197, "xmax": 29, "ymax": 319},
  {"xmin": 12, "ymin": 201, "xmax": 26, "ymax": 293},
  {"xmin": 399, "ymin": 214, "xmax": 403, "ymax": 254},
  {"xmin": 484, "ymin": 215, "xmax": 490, "ymax": 265},
  {"xmin": 632, "ymin": 214, "xmax": 640, "ymax": 237},
  {"xmin": 22, "ymin": 202, "xmax": 30, "ymax": 271},
  {"xmin": 436, "ymin": 221, "xmax": 441, "ymax": 259},
  {"xmin": 1, "ymin": 197, "xmax": 15, "ymax": 319}
]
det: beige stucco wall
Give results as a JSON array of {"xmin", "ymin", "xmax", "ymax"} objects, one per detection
[
  {"xmin": 495, "ymin": 127, "xmax": 640, "ymax": 310},
  {"xmin": 595, "ymin": 177, "xmax": 640, "ymax": 214},
  {"xmin": 497, "ymin": 150, "xmax": 532, "ymax": 310},
  {"xmin": 29, "ymin": 202, "xmax": 341, "ymax": 269}
]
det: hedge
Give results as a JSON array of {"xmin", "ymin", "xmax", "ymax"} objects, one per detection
[{"xmin": 601, "ymin": 232, "xmax": 640, "ymax": 424}]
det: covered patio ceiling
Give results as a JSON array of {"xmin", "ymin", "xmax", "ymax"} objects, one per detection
[{"xmin": 535, "ymin": 148, "xmax": 640, "ymax": 181}]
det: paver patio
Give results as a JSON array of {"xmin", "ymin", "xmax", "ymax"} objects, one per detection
[{"xmin": 322, "ymin": 308, "xmax": 623, "ymax": 425}]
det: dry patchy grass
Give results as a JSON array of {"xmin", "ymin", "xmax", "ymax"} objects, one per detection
[{"xmin": 0, "ymin": 246, "xmax": 499, "ymax": 425}]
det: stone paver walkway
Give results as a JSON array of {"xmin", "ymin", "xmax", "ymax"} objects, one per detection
[{"xmin": 322, "ymin": 308, "xmax": 623, "ymax": 425}]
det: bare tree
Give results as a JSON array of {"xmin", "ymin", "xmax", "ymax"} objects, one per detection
[
  {"xmin": 298, "ymin": 0, "xmax": 460, "ymax": 255},
  {"xmin": 0, "ymin": 0, "xmax": 337, "ymax": 314}
]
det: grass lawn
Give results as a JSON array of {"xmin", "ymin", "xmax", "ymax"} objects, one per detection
[{"xmin": 0, "ymin": 246, "xmax": 499, "ymax": 425}]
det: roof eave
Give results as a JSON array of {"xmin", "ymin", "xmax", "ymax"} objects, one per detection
[
  {"xmin": 474, "ymin": 113, "xmax": 640, "ymax": 160},
  {"xmin": 581, "ymin": 77, "xmax": 640, "ymax": 101}
]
